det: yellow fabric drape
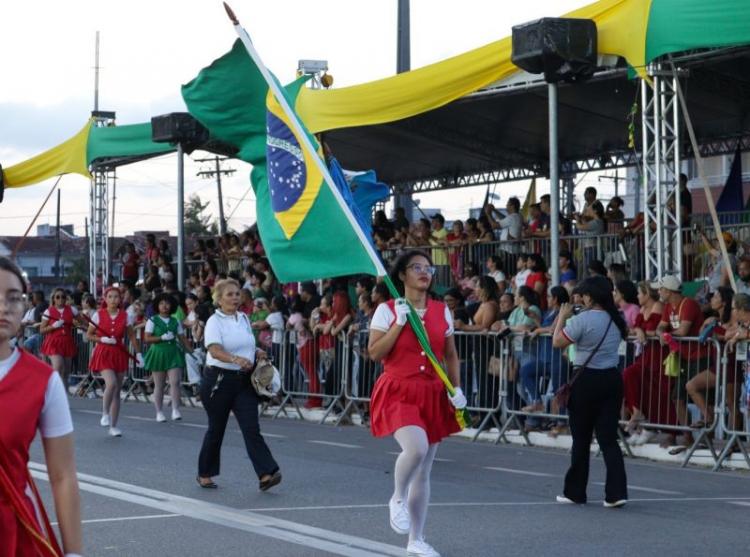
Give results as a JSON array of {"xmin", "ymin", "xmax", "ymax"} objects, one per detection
[
  {"xmin": 4, "ymin": 119, "xmax": 92, "ymax": 188},
  {"xmin": 297, "ymin": 0, "xmax": 653, "ymax": 133}
]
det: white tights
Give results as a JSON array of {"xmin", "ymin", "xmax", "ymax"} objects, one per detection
[{"xmin": 392, "ymin": 425, "xmax": 438, "ymax": 543}]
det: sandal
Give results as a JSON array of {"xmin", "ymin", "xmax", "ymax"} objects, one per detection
[
  {"xmin": 196, "ymin": 476, "xmax": 218, "ymax": 489},
  {"xmin": 259, "ymin": 470, "xmax": 282, "ymax": 492},
  {"xmin": 668, "ymin": 446, "xmax": 687, "ymax": 456}
]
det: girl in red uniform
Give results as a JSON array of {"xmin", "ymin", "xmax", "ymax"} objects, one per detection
[
  {"xmin": 86, "ymin": 287, "xmax": 143, "ymax": 437},
  {"xmin": 0, "ymin": 257, "xmax": 83, "ymax": 557},
  {"xmin": 368, "ymin": 250, "xmax": 466, "ymax": 557},
  {"xmin": 40, "ymin": 287, "xmax": 79, "ymax": 387}
]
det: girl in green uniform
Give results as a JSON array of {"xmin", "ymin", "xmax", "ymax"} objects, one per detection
[{"xmin": 144, "ymin": 293, "xmax": 191, "ymax": 422}]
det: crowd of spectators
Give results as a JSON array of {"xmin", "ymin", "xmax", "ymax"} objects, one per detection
[{"xmin": 16, "ymin": 180, "xmax": 750, "ymax": 450}]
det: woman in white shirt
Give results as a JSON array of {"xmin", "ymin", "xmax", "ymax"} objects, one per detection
[{"xmin": 197, "ymin": 279, "xmax": 281, "ymax": 491}]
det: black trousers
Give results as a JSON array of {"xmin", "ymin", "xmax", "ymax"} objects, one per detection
[
  {"xmin": 198, "ymin": 367, "xmax": 279, "ymax": 479},
  {"xmin": 564, "ymin": 368, "xmax": 627, "ymax": 504}
]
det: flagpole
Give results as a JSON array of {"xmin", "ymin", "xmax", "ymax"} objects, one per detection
[{"xmin": 223, "ymin": 3, "xmax": 386, "ymax": 277}]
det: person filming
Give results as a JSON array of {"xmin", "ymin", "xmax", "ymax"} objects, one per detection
[{"xmin": 553, "ymin": 275, "xmax": 628, "ymax": 507}]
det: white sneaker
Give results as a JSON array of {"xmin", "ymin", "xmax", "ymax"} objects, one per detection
[
  {"xmin": 406, "ymin": 539, "xmax": 441, "ymax": 557},
  {"xmin": 626, "ymin": 432, "xmax": 643, "ymax": 446},
  {"xmin": 108, "ymin": 427, "xmax": 122, "ymax": 437},
  {"xmin": 636, "ymin": 430, "xmax": 656, "ymax": 445},
  {"xmin": 389, "ymin": 497, "xmax": 410, "ymax": 535},
  {"xmin": 171, "ymin": 408, "xmax": 182, "ymax": 421},
  {"xmin": 603, "ymin": 499, "xmax": 627, "ymax": 508},
  {"xmin": 156, "ymin": 411, "xmax": 167, "ymax": 423},
  {"xmin": 100, "ymin": 414, "xmax": 110, "ymax": 427}
]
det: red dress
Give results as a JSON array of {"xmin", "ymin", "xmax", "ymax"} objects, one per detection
[
  {"xmin": 40, "ymin": 305, "xmax": 77, "ymax": 358},
  {"xmin": 0, "ymin": 350, "xmax": 60, "ymax": 557},
  {"xmin": 89, "ymin": 309, "xmax": 130, "ymax": 373},
  {"xmin": 370, "ymin": 299, "xmax": 461, "ymax": 444},
  {"xmin": 623, "ymin": 312, "xmax": 677, "ymax": 425}
]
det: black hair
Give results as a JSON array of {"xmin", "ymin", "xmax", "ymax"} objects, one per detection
[
  {"xmin": 715, "ymin": 286, "xmax": 734, "ymax": 324},
  {"xmin": 194, "ymin": 302, "xmax": 212, "ymax": 323},
  {"xmin": 587, "ymin": 260, "xmax": 607, "ymax": 276},
  {"xmin": 372, "ymin": 282, "xmax": 391, "ymax": 302},
  {"xmin": 290, "ymin": 295, "xmax": 306, "ymax": 314},
  {"xmin": 443, "ymin": 287, "xmax": 465, "ymax": 305},
  {"xmin": 477, "ymin": 275, "xmax": 500, "ymax": 302},
  {"xmin": 388, "ymin": 249, "xmax": 434, "ymax": 297},
  {"xmin": 575, "ymin": 276, "xmax": 628, "ymax": 339},
  {"xmin": 152, "ymin": 292, "xmax": 177, "ymax": 315},
  {"xmin": 487, "ymin": 255, "xmax": 504, "ymax": 272},
  {"xmin": 615, "ymin": 280, "xmax": 638, "ymax": 305},
  {"xmin": 0, "ymin": 257, "xmax": 27, "ymax": 294},
  {"xmin": 300, "ymin": 281, "xmax": 317, "ymax": 296},
  {"xmin": 356, "ymin": 276, "xmax": 374, "ymax": 293},
  {"xmin": 528, "ymin": 254, "xmax": 548, "ymax": 273},
  {"xmin": 507, "ymin": 197, "xmax": 520, "ymax": 212},
  {"xmin": 186, "ymin": 293, "xmax": 198, "ymax": 303},
  {"xmin": 549, "ymin": 285, "xmax": 569, "ymax": 306},
  {"xmin": 585, "ymin": 186, "xmax": 597, "ymax": 197},
  {"xmin": 271, "ymin": 294, "xmax": 288, "ymax": 317},
  {"xmin": 516, "ymin": 285, "xmax": 539, "ymax": 308}
]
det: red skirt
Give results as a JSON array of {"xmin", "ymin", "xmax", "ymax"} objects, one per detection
[
  {"xmin": 89, "ymin": 343, "xmax": 129, "ymax": 374},
  {"xmin": 370, "ymin": 372, "xmax": 461, "ymax": 444},
  {"xmin": 40, "ymin": 334, "xmax": 77, "ymax": 358}
]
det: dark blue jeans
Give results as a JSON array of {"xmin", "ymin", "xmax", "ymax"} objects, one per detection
[{"xmin": 198, "ymin": 367, "xmax": 279, "ymax": 479}]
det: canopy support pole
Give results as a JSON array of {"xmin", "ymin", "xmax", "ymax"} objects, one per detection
[
  {"xmin": 177, "ymin": 144, "xmax": 185, "ymax": 290},
  {"xmin": 549, "ymin": 83, "xmax": 560, "ymax": 286}
]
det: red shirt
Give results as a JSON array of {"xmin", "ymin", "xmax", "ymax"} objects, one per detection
[
  {"xmin": 661, "ymin": 297, "xmax": 706, "ymax": 359},
  {"xmin": 525, "ymin": 271, "xmax": 548, "ymax": 310}
]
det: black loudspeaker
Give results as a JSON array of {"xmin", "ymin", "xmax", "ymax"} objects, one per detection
[
  {"xmin": 151, "ymin": 112, "xmax": 209, "ymax": 145},
  {"xmin": 511, "ymin": 18, "xmax": 597, "ymax": 83}
]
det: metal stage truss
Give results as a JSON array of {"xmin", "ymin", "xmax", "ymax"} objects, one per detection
[{"xmin": 89, "ymin": 112, "xmax": 116, "ymax": 293}]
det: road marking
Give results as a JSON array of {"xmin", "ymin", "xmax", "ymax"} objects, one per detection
[
  {"xmin": 593, "ymin": 482, "xmax": 683, "ymax": 495},
  {"xmin": 53, "ymin": 513, "xmax": 180, "ymax": 526},
  {"xmin": 484, "ymin": 466, "xmax": 555, "ymax": 477},
  {"xmin": 729, "ymin": 501, "xmax": 750, "ymax": 507},
  {"xmin": 30, "ymin": 462, "xmax": 402, "ymax": 557},
  {"xmin": 308, "ymin": 440, "xmax": 362, "ymax": 449},
  {"xmin": 75, "ymin": 409, "xmax": 286, "ymax": 437}
]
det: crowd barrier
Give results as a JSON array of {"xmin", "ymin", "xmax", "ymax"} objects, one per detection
[{"xmin": 26, "ymin": 320, "xmax": 749, "ymax": 471}]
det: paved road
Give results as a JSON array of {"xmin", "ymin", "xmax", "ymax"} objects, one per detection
[{"xmin": 31, "ymin": 397, "xmax": 750, "ymax": 557}]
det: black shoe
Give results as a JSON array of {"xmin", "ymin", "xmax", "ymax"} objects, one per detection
[
  {"xmin": 259, "ymin": 470, "xmax": 282, "ymax": 492},
  {"xmin": 196, "ymin": 476, "xmax": 217, "ymax": 489}
]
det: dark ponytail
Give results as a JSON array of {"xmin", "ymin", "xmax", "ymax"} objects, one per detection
[{"xmin": 576, "ymin": 276, "xmax": 628, "ymax": 339}]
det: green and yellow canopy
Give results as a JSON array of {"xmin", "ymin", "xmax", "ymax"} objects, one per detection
[{"xmin": 5, "ymin": 0, "xmax": 750, "ymax": 190}]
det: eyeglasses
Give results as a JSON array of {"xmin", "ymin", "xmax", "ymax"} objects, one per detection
[{"xmin": 407, "ymin": 263, "xmax": 436, "ymax": 276}]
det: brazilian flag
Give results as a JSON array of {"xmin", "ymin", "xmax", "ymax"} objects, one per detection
[{"xmin": 182, "ymin": 40, "xmax": 382, "ymax": 282}]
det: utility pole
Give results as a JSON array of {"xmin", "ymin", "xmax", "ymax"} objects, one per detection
[
  {"xmin": 196, "ymin": 156, "xmax": 235, "ymax": 234},
  {"xmin": 55, "ymin": 189, "xmax": 61, "ymax": 281}
]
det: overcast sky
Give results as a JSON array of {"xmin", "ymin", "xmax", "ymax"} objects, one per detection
[{"xmin": 1, "ymin": 0, "xmax": 615, "ymax": 237}]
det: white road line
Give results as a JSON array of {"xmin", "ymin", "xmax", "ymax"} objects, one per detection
[
  {"xmin": 728, "ymin": 501, "xmax": 750, "ymax": 507},
  {"xmin": 53, "ymin": 513, "xmax": 179, "ymax": 526},
  {"xmin": 308, "ymin": 440, "xmax": 362, "ymax": 449},
  {"xmin": 484, "ymin": 466, "xmax": 556, "ymax": 477},
  {"xmin": 75, "ymin": 409, "xmax": 286, "ymax": 437},
  {"xmin": 30, "ymin": 462, "xmax": 402, "ymax": 557},
  {"xmin": 593, "ymin": 482, "xmax": 683, "ymax": 495}
]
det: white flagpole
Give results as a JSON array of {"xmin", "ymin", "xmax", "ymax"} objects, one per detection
[{"xmin": 223, "ymin": 3, "xmax": 387, "ymax": 277}]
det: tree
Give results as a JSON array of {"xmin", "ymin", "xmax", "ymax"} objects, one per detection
[{"xmin": 184, "ymin": 194, "xmax": 218, "ymax": 236}]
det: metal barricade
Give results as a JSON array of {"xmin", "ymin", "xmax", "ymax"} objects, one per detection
[
  {"xmin": 339, "ymin": 329, "xmax": 382, "ymax": 426},
  {"xmin": 272, "ymin": 330, "xmax": 347, "ymax": 423},
  {"xmin": 123, "ymin": 329, "xmax": 151, "ymax": 402},
  {"xmin": 714, "ymin": 341, "xmax": 750, "ymax": 470}
]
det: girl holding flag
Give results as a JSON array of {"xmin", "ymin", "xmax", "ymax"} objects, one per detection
[
  {"xmin": 369, "ymin": 250, "xmax": 466, "ymax": 557},
  {"xmin": 0, "ymin": 257, "xmax": 83, "ymax": 556},
  {"xmin": 143, "ymin": 292, "xmax": 190, "ymax": 422},
  {"xmin": 87, "ymin": 287, "xmax": 143, "ymax": 437}
]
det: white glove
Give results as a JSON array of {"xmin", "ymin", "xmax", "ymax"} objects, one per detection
[
  {"xmin": 270, "ymin": 369, "xmax": 282, "ymax": 394},
  {"xmin": 448, "ymin": 387, "xmax": 467, "ymax": 410},
  {"xmin": 136, "ymin": 353, "xmax": 145, "ymax": 367},
  {"xmin": 160, "ymin": 332, "xmax": 175, "ymax": 341},
  {"xmin": 100, "ymin": 336, "xmax": 117, "ymax": 345},
  {"xmin": 394, "ymin": 298, "xmax": 411, "ymax": 327},
  {"xmin": 53, "ymin": 320, "xmax": 65, "ymax": 329}
]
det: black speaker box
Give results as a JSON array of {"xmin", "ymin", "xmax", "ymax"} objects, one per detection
[
  {"xmin": 151, "ymin": 113, "xmax": 209, "ymax": 145},
  {"xmin": 511, "ymin": 18, "xmax": 597, "ymax": 83}
]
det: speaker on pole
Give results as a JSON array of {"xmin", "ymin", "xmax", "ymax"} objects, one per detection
[
  {"xmin": 151, "ymin": 113, "xmax": 209, "ymax": 150},
  {"xmin": 511, "ymin": 18, "xmax": 597, "ymax": 83}
]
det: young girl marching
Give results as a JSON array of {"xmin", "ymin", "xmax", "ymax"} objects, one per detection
[
  {"xmin": 143, "ymin": 292, "xmax": 191, "ymax": 422},
  {"xmin": 0, "ymin": 257, "xmax": 83, "ymax": 556},
  {"xmin": 368, "ymin": 250, "xmax": 466, "ymax": 557},
  {"xmin": 40, "ymin": 287, "xmax": 80, "ymax": 388},
  {"xmin": 87, "ymin": 287, "xmax": 143, "ymax": 437}
]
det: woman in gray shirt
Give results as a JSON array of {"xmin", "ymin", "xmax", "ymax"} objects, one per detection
[{"xmin": 553, "ymin": 276, "xmax": 629, "ymax": 508}]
